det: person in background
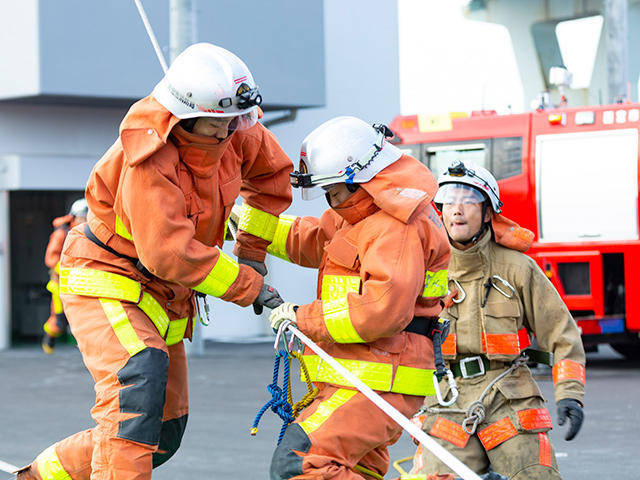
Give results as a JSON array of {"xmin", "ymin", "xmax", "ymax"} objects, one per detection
[{"xmin": 41, "ymin": 198, "xmax": 88, "ymax": 354}]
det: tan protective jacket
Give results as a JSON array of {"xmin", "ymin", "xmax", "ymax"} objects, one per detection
[
  {"xmin": 263, "ymin": 155, "xmax": 450, "ymax": 396},
  {"xmin": 442, "ymin": 231, "xmax": 586, "ymax": 403}
]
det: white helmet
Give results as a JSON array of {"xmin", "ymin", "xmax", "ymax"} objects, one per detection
[
  {"xmin": 69, "ymin": 198, "xmax": 88, "ymax": 218},
  {"xmin": 290, "ymin": 116, "xmax": 402, "ymax": 200},
  {"xmin": 152, "ymin": 43, "xmax": 262, "ymax": 130},
  {"xmin": 434, "ymin": 160, "xmax": 502, "ymax": 213}
]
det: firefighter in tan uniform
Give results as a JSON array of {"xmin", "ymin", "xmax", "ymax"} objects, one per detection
[
  {"xmin": 410, "ymin": 161, "xmax": 585, "ymax": 480},
  {"xmin": 259, "ymin": 117, "xmax": 452, "ymax": 479},
  {"xmin": 16, "ymin": 43, "xmax": 291, "ymax": 480}
]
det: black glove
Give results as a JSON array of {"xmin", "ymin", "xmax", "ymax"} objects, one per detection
[
  {"xmin": 238, "ymin": 257, "xmax": 268, "ymax": 276},
  {"xmin": 252, "ymin": 283, "xmax": 283, "ymax": 315},
  {"xmin": 557, "ymin": 398, "xmax": 584, "ymax": 441}
]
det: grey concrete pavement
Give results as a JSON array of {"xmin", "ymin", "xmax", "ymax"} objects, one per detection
[{"xmin": 1, "ymin": 342, "xmax": 638, "ymax": 479}]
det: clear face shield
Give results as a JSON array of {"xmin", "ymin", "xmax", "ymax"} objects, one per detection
[{"xmin": 434, "ymin": 183, "xmax": 486, "ymax": 208}]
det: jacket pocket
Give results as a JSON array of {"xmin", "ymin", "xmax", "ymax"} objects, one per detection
[
  {"xmin": 482, "ymin": 296, "xmax": 522, "ymax": 360},
  {"xmin": 324, "ymin": 236, "xmax": 360, "ymax": 271},
  {"xmin": 219, "ymin": 174, "xmax": 241, "ymax": 207}
]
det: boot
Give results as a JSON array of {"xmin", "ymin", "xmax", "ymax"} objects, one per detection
[{"xmin": 42, "ymin": 333, "xmax": 56, "ymax": 355}]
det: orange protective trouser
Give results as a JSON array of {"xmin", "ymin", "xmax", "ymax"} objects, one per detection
[
  {"xmin": 27, "ymin": 294, "xmax": 189, "ymax": 480},
  {"xmin": 270, "ymin": 384, "xmax": 425, "ymax": 480}
]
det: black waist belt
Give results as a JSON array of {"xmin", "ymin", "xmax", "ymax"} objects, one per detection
[
  {"xmin": 449, "ymin": 349, "xmax": 554, "ymax": 379},
  {"xmin": 404, "ymin": 316, "xmax": 435, "ymax": 337},
  {"xmin": 83, "ymin": 224, "xmax": 152, "ymax": 277}
]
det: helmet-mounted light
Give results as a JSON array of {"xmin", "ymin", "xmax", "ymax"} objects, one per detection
[
  {"xmin": 289, "ymin": 123, "xmax": 394, "ymax": 188},
  {"xmin": 216, "ymin": 85, "xmax": 262, "ymax": 111},
  {"xmin": 444, "ymin": 160, "xmax": 503, "ymax": 210}
]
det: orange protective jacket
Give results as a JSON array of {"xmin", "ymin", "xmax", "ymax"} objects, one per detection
[
  {"xmin": 45, "ymin": 215, "xmax": 74, "ymax": 270},
  {"xmin": 281, "ymin": 155, "xmax": 451, "ymax": 388},
  {"xmin": 65, "ymin": 96, "xmax": 292, "ymax": 337}
]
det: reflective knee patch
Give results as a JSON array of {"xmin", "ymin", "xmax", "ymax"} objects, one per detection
[
  {"xmin": 270, "ymin": 424, "xmax": 311, "ymax": 480},
  {"xmin": 117, "ymin": 348, "xmax": 169, "ymax": 445},
  {"xmin": 152, "ymin": 415, "xmax": 188, "ymax": 468}
]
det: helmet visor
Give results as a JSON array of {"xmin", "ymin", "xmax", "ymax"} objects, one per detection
[
  {"xmin": 434, "ymin": 183, "xmax": 486, "ymax": 206},
  {"xmin": 228, "ymin": 108, "xmax": 258, "ymax": 131}
]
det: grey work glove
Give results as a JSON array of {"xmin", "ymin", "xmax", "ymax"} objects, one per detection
[
  {"xmin": 239, "ymin": 257, "xmax": 268, "ymax": 277},
  {"xmin": 252, "ymin": 283, "xmax": 283, "ymax": 315},
  {"xmin": 557, "ymin": 398, "xmax": 584, "ymax": 441}
]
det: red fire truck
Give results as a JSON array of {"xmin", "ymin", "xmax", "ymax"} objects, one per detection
[{"xmin": 390, "ymin": 104, "xmax": 640, "ymax": 358}]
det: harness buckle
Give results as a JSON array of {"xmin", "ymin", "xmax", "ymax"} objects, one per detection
[{"xmin": 459, "ymin": 356, "xmax": 485, "ymax": 379}]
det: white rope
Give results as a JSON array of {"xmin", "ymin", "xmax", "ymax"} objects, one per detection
[
  {"xmin": 133, "ymin": 0, "xmax": 169, "ymax": 73},
  {"xmin": 0, "ymin": 459, "xmax": 19, "ymax": 474},
  {"xmin": 285, "ymin": 325, "xmax": 482, "ymax": 480}
]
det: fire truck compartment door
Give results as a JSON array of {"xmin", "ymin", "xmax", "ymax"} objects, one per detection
[{"xmin": 536, "ymin": 128, "xmax": 638, "ymax": 242}]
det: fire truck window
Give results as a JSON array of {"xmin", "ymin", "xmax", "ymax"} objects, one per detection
[
  {"xmin": 491, "ymin": 136, "xmax": 523, "ymax": 180},
  {"xmin": 426, "ymin": 144, "xmax": 488, "ymax": 178},
  {"xmin": 557, "ymin": 262, "xmax": 590, "ymax": 295}
]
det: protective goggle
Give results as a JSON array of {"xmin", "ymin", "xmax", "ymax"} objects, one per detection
[
  {"xmin": 289, "ymin": 123, "xmax": 394, "ymax": 188},
  {"xmin": 434, "ymin": 183, "xmax": 486, "ymax": 205}
]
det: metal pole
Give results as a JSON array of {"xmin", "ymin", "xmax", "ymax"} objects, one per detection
[
  {"xmin": 604, "ymin": 0, "xmax": 629, "ymax": 103},
  {"xmin": 169, "ymin": 0, "xmax": 204, "ymax": 357},
  {"xmin": 170, "ymin": 0, "xmax": 196, "ymax": 62}
]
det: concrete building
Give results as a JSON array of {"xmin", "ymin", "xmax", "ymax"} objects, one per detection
[{"xmin": 0, "ymin": 0, "xmax": 326, "ymax": 348}]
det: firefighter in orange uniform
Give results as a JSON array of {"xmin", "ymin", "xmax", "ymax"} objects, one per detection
[
  {"xmin": 410, "ymin": 161, "xmax": 586, "ymax": 480},
  {"xmin": 256, "ymin": 116, "xmax": 452, "ymax": 480},
  {"xmin": 16, "ymin": 43, "xmax": 291, "ymax": 480},
  {"xmin": 42, "ymin": 199, "xmax": 88, "ymax": 354}
]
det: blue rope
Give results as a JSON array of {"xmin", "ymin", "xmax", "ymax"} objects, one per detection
[{"xmin": 251, "ymin": 349, "xmax": 294, "ymax": 445}]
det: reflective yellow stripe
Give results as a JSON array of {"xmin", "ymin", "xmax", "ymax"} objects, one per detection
[
  {"xmin": 301, "ymin": 355, "xmax": 435, "ymax": 396},
  {"xmin": 36, "ymin": 445, "xmax": 72, "ymax": 480},
  {"xmin": 321, "ymin": 275, "xmax": 363, "ymax": 343},
  {"xmin": 99, "ymin": 299, "xmax": 146, "ymax": 356},
  {"xmin": 322, "ymin": 297, "xmax": 365, "ymax": 343},
  {"xmin": 321, "ymin": 275, "xmax": 361, "ymax": 300},
  {"xmin": 115, "ymin": 215, "xmax": 133, "ymax": 241},
  {"xmin": 60, "ymin": 267, "xmax": 187, "ymax": 346},
  {"xmin": 166, "ymin": 317, "xmax": 189, "ymax": 346},
  {"xmin": 193, "ymin": 250, "xmax": 239, "ymax": 297},
  {"xmin": 54, "ymin": 262, "xmax": 60, "ymax": 275},
  {"xmin": 47, "ymin": 280, "xmax": 64, "ymax": 314},
  {"xmin": 299, "ymin": 389, "xmax": 357, "ymax": 435},
  {"xmin": 238, "ymin": 203, "xmax": 279, "ymax": 242},
  {"xmin": 59, "ymin": 268, "xmax": 141, "ymax": 303},
  {"xmin": 391, "ymin": 366, "xmax": 436, "ymax": 396},
  {"xmin": 266, "ymin": 214, "xmax": 297, "ymax": 261},
  {"xmin": 400, "ymin": 476, "xmax": 427, "ymax": 480},
  {"xmin": 422, "ymin": 269, "xmax": 448, "ymax": 298},
  {"xmin": 302, "ymin": 355, "xmax": 392, "ymax": 391},
  {"xmin": 138, "ymin": 292, "xmax": 169, "ymax": 337}
]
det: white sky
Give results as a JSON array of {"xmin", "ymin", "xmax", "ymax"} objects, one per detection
[{"xmin": 398, "ymin": 0, "xmax": 525, "ymax": 115}]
